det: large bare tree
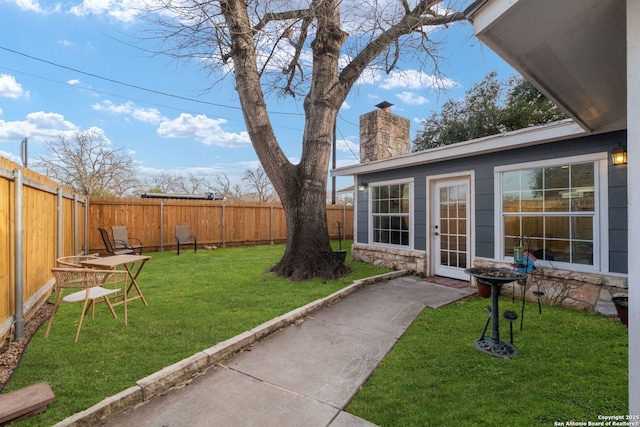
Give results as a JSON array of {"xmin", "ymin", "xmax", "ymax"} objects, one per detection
[
  {"xmin": 35, "ymin": 130, "xmax": 139, "ymax": 196},
  {"xmin": 242, "ymin": 166, "xmax": 274, "ymax": 202},
  {"xmin": 148, "ymin": 0, "xmax": 466, "ymax": 280}
]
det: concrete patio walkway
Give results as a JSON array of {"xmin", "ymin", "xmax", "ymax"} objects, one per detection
[{"xmin": 58, "ymin": 273, "xmax": 475, "ymax": 427}]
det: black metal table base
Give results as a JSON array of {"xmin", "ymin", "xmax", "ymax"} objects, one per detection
[{"xmin": 474, "ymin": 337, "xmax": 518, "ymax": 358}]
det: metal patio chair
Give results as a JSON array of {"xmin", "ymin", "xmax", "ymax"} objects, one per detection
[
  {"xmin": 175, "ymin": 225, "xmax": 197, "ymax": 255},
  {"xmin": 111, "ymin": 225, "xmax": 143, "ymax": 255},
  {"xmin": 98, "ymin": 228, "xmax": 135, "ymax": 255}
]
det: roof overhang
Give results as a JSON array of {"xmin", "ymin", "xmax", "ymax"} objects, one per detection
[
  {"xmin": 465, "ymin": 0, "xmax": 626, "ymax": 134},
  {"xmin": 332, "ymin": 119, "xmax": 584, "ymax": 176}
]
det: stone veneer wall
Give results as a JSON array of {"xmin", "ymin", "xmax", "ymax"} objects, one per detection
[
  {"xmin": 352, "ymin": 243, "xmax": 426, "ymax": 274},
  {"xmin": 472, "ymin": 258, "xmax": 628, "ymax": 317},
  {"xmin": 352, "ymin": 244, "xmax": 627, "ymax": 316}
]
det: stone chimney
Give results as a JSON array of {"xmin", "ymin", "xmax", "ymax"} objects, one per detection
[{"xmin": 359, "ymin": 102, "xmax": 410, "ymax": 163}]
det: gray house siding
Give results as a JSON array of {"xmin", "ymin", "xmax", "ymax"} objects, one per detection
[{"xmin": 356, "ymin": 129, "xmax": 627, "ymax": 274}]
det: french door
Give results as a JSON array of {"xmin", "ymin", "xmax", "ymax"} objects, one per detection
[{"xmin": 432, "ymin": 178, "xmax": 471, "ymax": 280}]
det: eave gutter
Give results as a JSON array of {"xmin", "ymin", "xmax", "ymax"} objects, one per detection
[{"xmin": 463, "ymin": 0, "xmax": 490, "ymax": 21}]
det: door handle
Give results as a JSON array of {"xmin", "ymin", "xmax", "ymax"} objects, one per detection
[{"xmin": 434, "ymin": 232, "xmax": 440, "ymax": 236}]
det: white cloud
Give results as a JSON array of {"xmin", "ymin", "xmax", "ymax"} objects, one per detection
[
  {"xmin": 0, "ymin": 111, "xmax": 78, "ymax": 142},
  {"xmin": 58, "ymin": 39, "xmax": 73, "ymax": 46},
  {"xmin": 157, "ymin": 113, "xmax": 251, "ymax": 147},
  {"xmin": 8, "ymin": 0, "xmax": 60, "ymax": 13},
  {"xmin": 69, "ymin": 0, "xmax": 146, "ymax": 22},
  {"xmin": 380, "ymin": 70, "xmax": 457, "ymax": 90},
  {"xmin": 336, "ymin": 136, "xmax": 358, "ymax": 154},
  {"xmin": 91, "ymin": 100, "xmax": 163, "ymax": 124},
  {"xmin": 396, "ymin": 91, "xmax": 428, "ymax": 105},
  {"xmin": 0, "ymin": 74, "xmax": 29, "ymax": 99},
  {"xmin": 358, "ymin": 69, "xmax": 458, "ymax": 90}
]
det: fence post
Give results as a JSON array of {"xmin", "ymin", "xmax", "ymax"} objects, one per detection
[
  {"xmin": 160, "ymin": 201, "xmax": 164, "ymax": 252},
  {"xmin": 222, "ymin": 204, "xmax": 226, "ymax": 248},
  {"xmin": 12, "ymin": 168, "xmax": 24, "ymax": 340},
  {"xmin": 342, "ymin": 205, "xmax": 346, "ymax": 238},
  {"xmin": 73, "ymin": 194, "xmax": 79, "ymax": 255},
  {"xmin": 83, "ymin": 198, "xmax": 88, "ymax": 255},
  {"xmin": 57, "ymin": 188, "xmax": 63, "ymax": 259},
  {"xmin": 270, "ymin": 204, "xmax": 274, "ymax": 245}
]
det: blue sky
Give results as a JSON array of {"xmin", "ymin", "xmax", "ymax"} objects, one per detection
[{"xmin": 0, "ymin": 0, "xmax": 516, "ymax": 192}]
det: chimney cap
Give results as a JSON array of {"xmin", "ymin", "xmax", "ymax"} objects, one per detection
[{"xmin": 375, "ymin": 101, "xmax": 393, "ymax": 110}]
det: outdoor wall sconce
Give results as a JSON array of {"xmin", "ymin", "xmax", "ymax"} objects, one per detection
[
  {"xmin": 358, "ymin": 181, "xmax": 368, "ymax": 191},
  {"xmin": 611, "ymin": 144, "xmax": 627, "ymax": 165}
]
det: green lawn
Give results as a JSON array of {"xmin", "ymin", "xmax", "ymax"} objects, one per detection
[
  {"xmin": 6, "ymin": 241, "xmax": 389, "ymax": 426},
  {"xmin": 6, "ymin": 242, "xmax": 629, "ymax": 426},
  {"xmin": 346, "ymin": 295, "xmax": 628, "ymax": 426}
]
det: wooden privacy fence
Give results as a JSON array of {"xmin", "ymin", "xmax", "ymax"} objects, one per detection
[
  {"xmin": 0, "ymin": 155, "xmax": 353, "ymax": 345},
  {"xmin": 0, "ymin": 157, "xmax": 87, "ymax": 345},
  {"xmin": 88, "ymin": 197, "xmax": 353, "ymax": 253}
]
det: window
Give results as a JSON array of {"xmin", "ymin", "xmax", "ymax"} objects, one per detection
[
  {"xmin": 498, "ymin": 156, "xmax": 603, "ymax": 268},
  {"xmin": 370, "ymin": 181, "xmax": 412, "ymax": 247}
]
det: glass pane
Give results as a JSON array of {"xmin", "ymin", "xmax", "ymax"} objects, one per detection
[
  {"xmin": 544, "ymin": 190, "xmax": 569, "ymax": 212},
  {"xmin": 380, "ymin": 200, "xmax": 389, "ymax": 213},
  {"xmin": 572, "ymin": 241, "xmax": 593, "ymax": 265},
  {"xmin": 503, "ymin": 171, "xmax": 521, "ymax": 192},
  {"xmin": 448, "ymin": 219, "xmax": 457, "ymax": 235},
  {"xmin": 380, "ymin": 216, "xmax": 389, "ymax": 229},
  {"xmin": 529, "ymin": 238, "xmax": 544, "ymax": 259},
  {"xmin": 449, "ymin": 186, "xmax": 458, "ymax": 202},
  {"xmin": 458, "ymin": 219, "xmax": 467, "ymax": 234},
  {"xmin": 522, "ymin": 216, "xmax": 543, "ymax": 238},
  {"xmin": 391, "ymin": 217, "xmax": 401, "ymax": 230},
  {"xmin": 458, "ymin": 185, "xmax": 467, "ymax": 202},
  {"xmin": 457, "ymin": 202, "xmax": 466, "ymax": 218},
  {"xmin": 449, "ymin": 235, "xmax": 458, "ymax": 251},
  {"xmin": 379, "ymin": 186, "xmax": 389, "ymax": 199},
  {"xmin": 546, "ymin": 239, "xmax": 569, "ymax": 262},
  {"xmin": 440, "ymin": 204, "xmax": 449, "ymax": 219},
  {"xmin": 373, "ymin": 216, "xmax": 381, "ymax": 228},
  {"xmin": 545, "ymin": 166, "xmax": 570, "ymax": 189},
  {"xmin": 504, "ymin": 216, "xmax": 521, "ymax": 237},
  {"xmin": 401, "ymin": 231, "xmax": 409, "ymax": 246},
  {"xmin": 401, "ymin": 197, "xmax": 410, "ymax": 214},
  {"xmin": 441, "ymin": 219, "xmax": 449, "ymax": 234},
  {"xmin": 521, "ymin": 168, "xmax": 541, "ymax": 191},
  {"xmin": 573, "ymin": 217, "xmax": 593, "ymax": 240},
  {"xmin": 440, "ymin": 187, "xmax": 448, "ymax": 202},
  {"xmin": 459, "ymin": 236, "xmax": 467, "ymax": 251},
  {"xmin": 440, "ymin": 251, "xmax": 449, "ymax": 265},
  {"xmin": 546, "ymin": 216, "xmax": 570, "ymax": 239},
  {"xmin": 571, "ymin": 163, "xmax": 594, "ymax": 187},
  {"xmin": 458, "ymin": 252, "xmax": 467, "ymax": 269},
  {"xmin": 503, "ymin": 192, "xmax": 520, "ymax": 212},
  {"xmin": 521, "ymin": 191, "xmax": 541, "ymax": 212}
]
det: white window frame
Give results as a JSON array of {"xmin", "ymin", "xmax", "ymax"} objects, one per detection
[
  {"xmin": 494, "ymin": 152, "xmax": 609, "ymax": 272},
  {"xmin": 368, "ymin": 178, "xmax": 414, "ymax": 250}
]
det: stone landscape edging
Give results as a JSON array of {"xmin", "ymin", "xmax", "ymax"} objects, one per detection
[{"xmin": 52, "ymin": 269, "xmax": 410, "ymax": 427}]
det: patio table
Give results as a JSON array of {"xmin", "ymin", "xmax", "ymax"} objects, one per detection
[{"xmin": 80, "ymin": 254, "xmax": 151, "ymax": 324}]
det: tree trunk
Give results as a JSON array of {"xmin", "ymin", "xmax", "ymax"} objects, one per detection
[
  {"xmin": 222, "ymin": 0, "xmax": 350, "ymax": 280},
  {"xmin": 270, "ymin": 179, "xmax": 350, "ymax": 281}
]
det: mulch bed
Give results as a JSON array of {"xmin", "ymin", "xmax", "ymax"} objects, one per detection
[{"xmin": 0, "ymin": 303, "xmax": 54, "ymax": 393}]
